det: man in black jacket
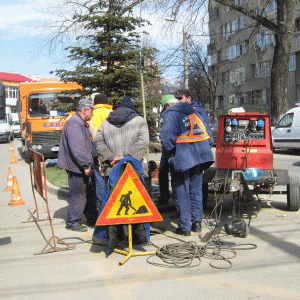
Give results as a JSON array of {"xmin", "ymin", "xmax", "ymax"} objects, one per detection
[{"xmin": 58, "ymin": 99, "xmax": 99, "ymax": 232}]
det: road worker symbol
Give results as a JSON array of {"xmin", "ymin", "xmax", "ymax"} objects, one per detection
[
  {"xmin": 116, "ymin": 190, "xmax": 149, "ymax": 216},
  {"xmin": 96, "ymin": 163, "xmax": 162, "ymax": 225}
]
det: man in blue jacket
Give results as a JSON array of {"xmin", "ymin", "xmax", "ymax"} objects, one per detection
[
  {"xmin": 160, "ymin": 89, "xmax": 214, "ymax": 236},
  {"xmin": 58, "ymin": 98, "xmax": 99, "ymax": 232}
]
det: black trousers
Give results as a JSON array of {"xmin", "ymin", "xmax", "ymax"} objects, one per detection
[{"xmin": 66, "ymin": 171, "xmax": 98, "ymax": 227}]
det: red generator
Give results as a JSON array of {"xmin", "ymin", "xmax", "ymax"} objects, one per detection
[{"xmin": 203, "ymin": 112, "xmax": 299, "ymax": 237}]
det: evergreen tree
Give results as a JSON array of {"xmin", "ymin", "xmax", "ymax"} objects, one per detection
[{"xmin": 53, "ymin": 0, "xmax": 159, "ymax": 106}]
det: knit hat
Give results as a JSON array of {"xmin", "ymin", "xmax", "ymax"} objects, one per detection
[
  {"xmin": 161, "ymin": 94, "xmax": 178, "ymax": 106},
  {"xmin": 119, "ymin": 96, "xmax": 135, "ymax": 109},
  {"xmin": 94, "ymin": 94, "xmax": 108, "ymax": 105}
]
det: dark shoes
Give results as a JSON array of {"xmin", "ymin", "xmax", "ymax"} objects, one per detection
[
  {"xmin": 175, "ymin": 227, "xmax": 191, "ymax": 236},
  {"xmin": 92, "ymin": 235, "xmax": 108, "ymax": 245},
  {"xmin": 191, "ymin": 222, "xmax": 202, "ymax": 233},
  {"xmin": 66, "ymin": 223, "xmax": 88, "ymax": 232},
  {"xmin": 175, "ymin": 222, "xmax": 201, "ymax": 236}
]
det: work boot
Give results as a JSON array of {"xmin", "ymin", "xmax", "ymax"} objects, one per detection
[
  {"xmin": 175, "ymin": 227, "xmax": 191, "ymax": 236},
  {"xmin": 191, "ymin": 222, "xmax": 202, "ymax": 233},
  {"xmin": 92, "ymin": 235, "xmax": 108, "ymax": 245},
  {"xmin": 66, "ymin": 223, "xmax": 88, "ymax": 232}
]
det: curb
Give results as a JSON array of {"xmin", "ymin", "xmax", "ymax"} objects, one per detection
[{"xmin": 46, "ymin": 180, "xmax": 68, "ymax": 199}]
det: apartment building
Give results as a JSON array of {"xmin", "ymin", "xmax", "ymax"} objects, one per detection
[{"xmin": 208, "ymin": 0, "xmax": 300, "ymax": 117}]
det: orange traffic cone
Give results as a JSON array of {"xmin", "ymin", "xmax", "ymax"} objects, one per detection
[
  {"xmin": 9, "ymin": 141, "xmax": 13, "ymax": 152},
  {"xmin": 4, "ymin": 167, "xmax": 13, "ymax": 192},
  {"xmin": 10, "ymin": 149, "xmax": 18, "ymax": 164},
  {"xmin": 8, "ymin": 176, "xmax": 25, "ymax": 206}
]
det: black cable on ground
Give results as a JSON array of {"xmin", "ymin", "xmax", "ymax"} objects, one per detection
[
  {"xmin": 147, "ymin": 229, "xmax": 257, "ymax": 269},
  {"xmin": 57, "ymin": 237, "xmax": 106, "ymax": 246}
]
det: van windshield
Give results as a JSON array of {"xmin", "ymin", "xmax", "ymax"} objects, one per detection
[{"xmin": 28, "ymin": 91, "xmax": 81, "ymax": 117}]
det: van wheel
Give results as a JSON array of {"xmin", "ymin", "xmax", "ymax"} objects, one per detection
[
  {"xmin": 11, "ymin": 134, "xmax": 14, "ymax": 141},
  {"xmin": 287, "ymin": 175, "xmax": 300, "ymax": 211}
]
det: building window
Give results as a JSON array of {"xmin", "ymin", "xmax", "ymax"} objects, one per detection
[
  {"xmin": 237, "ymin": 92, "xmax": 245, "ymax": 106},
  {"xmin": 236, "ymin": 41, "xmax": 247, "ymax": 56},
  {"xmin": 5, "ymin": 86, "xmax": 19, "ymax": 100},
  {"xmin": 267, "ymin": 0, "xmax": 277, "ymax": 15},
  {"xmin": 239, "ymin": 16, "xmax": 244, "ymax": 30},
  {"xmin": 255, "ymin": 61, "xmax": 271, "ymax": 78},
  {"xmin": 289, "ymin": 54, "xmax": 296, "ymax": 71},
  {"xmin": 262, "ymin": 89, "xmax": 267, "ymax": 104},
  {"xmin": 216, "ymin": 95, "xmax": 223, "ymax": 108},
  {"xmin": 229, "ymin": 67, "xmax": 245, "ymax": 85},
  {"xmin": 228, "ymin": 45, "xmax": 237, "ymax": 59},
  {"xmin": 222, "ymin": 72, "xmax": 229, "ymax": 84},
  {"xmin": 229, "ymin": 94, "xmax": 237, "ymax": 105}
]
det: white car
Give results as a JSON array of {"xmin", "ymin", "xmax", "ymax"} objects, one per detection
[
  {"xmin": 11, "ymin": 121, "xmax": 21, "ymax": 137},
  {"xmin": 272, "ymin": 106, "xmax": 300, "ymax": 150}
]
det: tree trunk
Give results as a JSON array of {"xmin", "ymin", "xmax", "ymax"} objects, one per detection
[{"xmin": 270, "ymin": 0, "xmax": 296, "ymax": 123}]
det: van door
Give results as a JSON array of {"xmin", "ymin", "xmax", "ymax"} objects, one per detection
[{"xmin": 272, "ymin": 112, "xmax": 300, "ymax": 149}]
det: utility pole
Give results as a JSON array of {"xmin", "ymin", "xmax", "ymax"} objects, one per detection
[
  {"xmin": 165, "ymin": 18, "xmax": 189, "ymax": 89},
  {"xmin": 183, "ymin": 25, "xmax": 188, "ymax": 89}
]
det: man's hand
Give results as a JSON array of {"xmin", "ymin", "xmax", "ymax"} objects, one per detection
[
  {"xmin": 111, "ymin": 156, "xmax": 124, "ymax": 166},
  {"xmin": 84, "ymin": 167, "xmax": 92, "ymax": 176}
]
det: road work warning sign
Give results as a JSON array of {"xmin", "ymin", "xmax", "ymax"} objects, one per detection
[{"xmin": 96, "ymin": 163, "xmax": 163, "ymax": 225}]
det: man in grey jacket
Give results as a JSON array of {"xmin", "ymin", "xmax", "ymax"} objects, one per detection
[{"xmin": 58, "ymin": 99, "xmax": 99, "ymax": 232}]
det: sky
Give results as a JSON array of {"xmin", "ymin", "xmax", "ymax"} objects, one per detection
[{"xmin": 0, "ymin": 0, "xmax": 209, "ymax": 81}]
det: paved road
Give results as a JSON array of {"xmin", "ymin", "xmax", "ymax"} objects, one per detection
[{"xmin": 1, "ymin": 139, "xmax": 300, "ymax": 299}]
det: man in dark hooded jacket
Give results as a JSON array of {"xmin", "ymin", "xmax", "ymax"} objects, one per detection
[
  {"xmin": 160, "ymin": 89, "xmax": 214, "ymax": 236},
  {"xmin": 92, "ymin": 96, "xmax": 150, "ymax": 248}
]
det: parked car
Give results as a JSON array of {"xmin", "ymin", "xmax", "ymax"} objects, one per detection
[
  {"xmin": 11, "ymin": 120, "xmax": 21, "ymax": 137},
  {"xmin": 272, "ymin": 106, "xmax": 300, "ymax": 151},
  {"xmin": 210, "ymin": 120, "xmax": 218, "ymax": 146}
]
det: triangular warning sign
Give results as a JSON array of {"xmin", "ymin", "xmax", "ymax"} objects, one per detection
[{"xmin": 96, "ymin": 163, "xmax": 163, "ymax": 225}]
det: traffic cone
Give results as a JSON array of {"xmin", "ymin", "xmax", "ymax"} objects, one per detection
[
  {"xmin": 10, "ymin": 149, "xmax": 18, "ymax": 164},
  {"xmin": 9, "ymin": 141, "xmax": 13, "ymax": 152},
  {"xmin": 8, "ymin": 176, "xmax": 25, "ymax": 206},
  {"xmin": 4, "ymin": 167, "xmax": 13, "ymax": 192}
]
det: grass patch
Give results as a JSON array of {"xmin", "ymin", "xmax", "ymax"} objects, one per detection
[{"xmin": 45, "ymin": 166, "xmax": 69, "ymax": 189}]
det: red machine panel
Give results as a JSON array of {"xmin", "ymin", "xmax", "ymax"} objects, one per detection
[{"xmin": 215, "ymin": 112, "xmax": 273, "ymax": 170}]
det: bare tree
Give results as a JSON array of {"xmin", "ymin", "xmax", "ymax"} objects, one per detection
[{"xmin": 188, "ymin": 40, "xmax": 218, "ymax": 121}]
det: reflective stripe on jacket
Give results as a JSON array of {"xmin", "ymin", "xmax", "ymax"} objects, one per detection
[{"xmin": 176, "ymin": 113, "xmax": 210, "ymax": 143}]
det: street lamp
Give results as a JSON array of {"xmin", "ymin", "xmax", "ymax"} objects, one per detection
[{"xmin": 165, "ymin": 17, "xmax": 188, "ymax": 89}]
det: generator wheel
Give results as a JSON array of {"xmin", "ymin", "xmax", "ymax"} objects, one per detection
[
  {"xmin": 287, "ymin": 175, "xmax": 300, "ymax": 211},
  {"xmin": 202, "ymin": 183, "xmax": 209, "ymax": 210}
]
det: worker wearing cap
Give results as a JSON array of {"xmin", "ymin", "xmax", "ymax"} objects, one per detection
[
  {"xmin": 157, "ymin": 94, "xmax": 178, "ymax": 206},
  {"xmin": 58, "ymin": 98, "xmax": 99, "ymax": 232},
  {"xmin": 160, "ymin": 89, "xmax": 214, "ymax": 236}
]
